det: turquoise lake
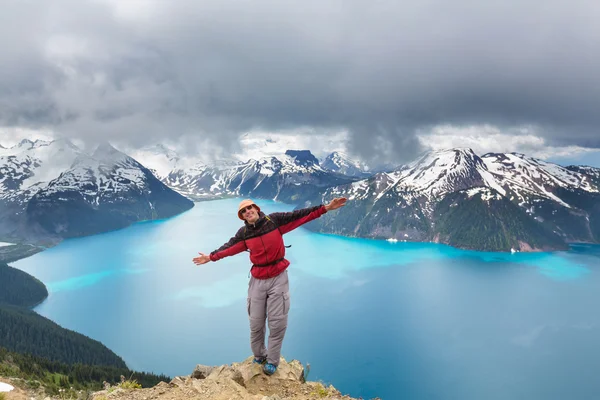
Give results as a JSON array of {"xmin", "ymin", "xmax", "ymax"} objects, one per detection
[{"xmin": 12, "ymin": 198, "xmax": 600, "ymax": 399}]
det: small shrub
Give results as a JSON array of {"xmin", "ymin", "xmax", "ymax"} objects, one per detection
[
  {"xmin": 0, "ymin": 392, "xmax": 6, "ymax": 400},
  {"xmin": 119, "ymin": 380, "xmax": 141, "ymax": 390},
  {"xmin": 25, "ymin": 379, "xmax": 40, "ymax": 389},
  {"xmin": 0, "ymin": 364, "xmax": 19, "ymax": 376},
  {"xmin": 106, "ymin": 376, "xmax": 141, "ymax": 392},
  {"xmin": 117, "ymin": 374, "xmax": 141, "ymax": 390},
  {"xmin": 311, "ymin": 382, "xmax": 328, "ymax": 398}
]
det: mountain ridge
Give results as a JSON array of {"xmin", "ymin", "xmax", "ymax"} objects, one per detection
[
  {"xmin": 302, "ymin": 148, "xmax": 600, "ymax": 251},
  {"xmin": 0, "ymin": 140, "xmax": 193, "ymax": 242},
  {"xmin": 3, "ymin": 140, "xmax": 599, "ymax": 252}
]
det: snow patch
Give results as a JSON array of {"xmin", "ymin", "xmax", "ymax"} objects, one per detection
[
  {"xmin": 466, "ymin": 187, "xmax": 502, "ymax": 201},
  {"xmin": 0, "ymin": 382, "xmax": 14, "ymax": 392}
]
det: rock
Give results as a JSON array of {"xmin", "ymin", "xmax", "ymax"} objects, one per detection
[
  {"xmin": 204, "ymin": 356, "xmax": 305, "ymax": 387},
  {"xmin": 206, "ymin": 366, "xmax": 246, "ymax": 388},
  {"xmin": 155, "ymin": 381, "xmax": 170, "ymax": 394},
  {"xmin": 106, "ymin": 387, "xmax": 125, "ymax": 397},
  {"xmin": 191, "ymin": 364, "xmax": 214, "ymax": 380},
  {"xmin": 277, "ymin": 359, "xmax": 305, "ymax": 382},
  {"xmin": 85, "ymin": 357, "xmax": 363, "ymax": 399},
  {"xmin": 169, "ymin": 376, "xmax": 187, "ymax": 387}
]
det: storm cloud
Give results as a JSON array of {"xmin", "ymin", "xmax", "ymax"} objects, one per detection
[{"xmin": 1, "ymin": 0, "xmax": 599, "ymax": 162}]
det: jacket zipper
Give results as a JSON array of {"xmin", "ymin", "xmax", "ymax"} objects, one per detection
[{"xmin": 259, "ymin": 235, "xmax": 269, "ymax": 267}]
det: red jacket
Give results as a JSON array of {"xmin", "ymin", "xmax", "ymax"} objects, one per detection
[{"xmin": 210, "ymin": 205, "xmax": 327, "ymax": 279}]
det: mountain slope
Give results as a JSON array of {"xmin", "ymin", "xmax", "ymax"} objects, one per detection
[
  {"xmin": 0, "ymin": 347, "xmax": 169, "ymax": 397},
  {"xmin": 0, "ymin": 263, "xmax": 47, "ymax": 307},
  {"xmin": 321, "ymin": 151, "xmax": 371, "ymax": 178},
  {"xmin": 25, "ymin": 143, "xmax": 194, "ymax": 238},
  {"xmin": 481, "ymin": 154, "xmax": 600, "ymax": 243},
  {"xmin": 129, "ymin": 144, "xmax": 183, "ymax": 179},
  {"xmin": 0, "ymin": 139, "xmax": 83, "ymax": 242},
  {"xmin": 0, "ymin": 261, "xmax": 126, "ymax": 368},
  {"xmin": 0, "ymin": 305, "xmax": 128, "ymax": 368},
  {"xmin": 433, "ymin": 187, "xmax": 568, "ymax": 251},
  {"xmin": 304, "ymin": 148, "xmax": 599, "ymax": 251}
]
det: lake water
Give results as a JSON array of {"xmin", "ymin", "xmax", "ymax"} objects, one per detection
[{"xmin": 12, "ymin": 198, "xmax": 600, "ymax": 399}]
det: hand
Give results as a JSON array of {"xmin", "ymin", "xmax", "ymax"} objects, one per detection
[
  {"xmin": 325, "ymin": 197, "xmax": 347, "ymax": 212},
  {"xmin": 193, "ymin": 252, "xmax": 211, "ymax": 265}
]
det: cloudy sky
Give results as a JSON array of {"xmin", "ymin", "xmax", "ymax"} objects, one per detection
[{"xmin": 1, "ymin": 0, "xmax": 599, "ymax": 166}]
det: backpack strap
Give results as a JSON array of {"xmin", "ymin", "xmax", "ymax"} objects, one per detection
[
  {"xmin": 243, "ymin": 215, "xmax": 291, "ymax": 251},
  {"xmin": 266, "ymin": 215, "xmax": 291, "ymax": 248}
]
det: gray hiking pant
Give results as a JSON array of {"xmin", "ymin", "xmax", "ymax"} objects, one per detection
[{"xmin": 247, "ymin": 270, "xmax": 291, "ymax": 366}]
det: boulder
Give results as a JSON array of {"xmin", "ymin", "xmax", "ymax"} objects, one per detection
[{"xmin": 191, "ymin": 364, "xmax": 214, "ymax": 379}]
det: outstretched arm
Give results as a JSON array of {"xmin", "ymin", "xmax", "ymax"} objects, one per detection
[
  {"xmin": 192, "ymin": 227, "xmax": 248, "ymax": 266},
  {"xmin": 270, "ymin": 197, "xmax": 347, "ymax": 235}
]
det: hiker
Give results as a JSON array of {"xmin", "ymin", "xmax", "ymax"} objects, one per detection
[{"xmin": 192, "ymin": 197, "xmax": 347, "ymax": 375}]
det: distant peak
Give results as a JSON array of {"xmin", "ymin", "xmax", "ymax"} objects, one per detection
[
  {"xmin": 145, "ymin": 143, "xmax": 170, "ymax": 152},
  {"xmin": 285, "ymin": 149, "xmax": 319, "ymax": 166},
  {"xmin": 50, "ymin": 137, "xmax": 78, "ymax": 149},
  {"xmin": 93, "ymin": 142, "xmax": 118, "ymax": 154},
  {"xmin": 33, "ymin": 139, "xmax": 52, "ymax": 146},
  {"xmin": 17, "ymin": 139, "xmax": 34, "ymax": 149},
  {"xmin": 509, "ymin": 151, "xmax": 527, "ymax": 158},
  {"xmin": 448, "ymin": 147, "xmax": 476, "ymax": 156},
  {"xmin": 431, "ymin": 147, "xmax": 476, "ymax": 154},
  {"xmin": 326, "ymin": 151, "xmax": 350, "ymax": 159},
  {"xmin": 92, "ymin": 142, "xmax": 129, "ymax": 163}
]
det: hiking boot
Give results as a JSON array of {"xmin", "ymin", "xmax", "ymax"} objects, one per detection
[
  {"xmin": 263, "ymin": 363, "xmax": 277, "ymax": 376},
  {"xmin": 253, "ymin": 356, "xmax": 266, "ymax": 365}
]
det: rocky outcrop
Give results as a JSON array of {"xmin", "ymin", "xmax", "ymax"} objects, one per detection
[{"xmin": 90, "ymin": 357, "xmax": 367, "ymax": 400}]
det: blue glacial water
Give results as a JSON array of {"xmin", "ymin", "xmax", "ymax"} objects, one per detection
[{"xmin": 12, "ymin": 198, "xmax": 600, "ymax": 399}]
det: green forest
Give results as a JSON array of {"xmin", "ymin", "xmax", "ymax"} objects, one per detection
[
  {"xmin": 0, "ymin": 263, "xmax": 48, "ymax": 307},
  {"xmin": 0, "ymin": 262, "xmax": 170, "ymax": 395},
  {"xmin": 434, "ymin": 190, "xmax": 568, "ymax": 251},
  {"xmin": 0, "ymin": 305, "xmax": 127, "ymax": 368},
  {"xmin": 0, "ymin": 346, "xmax": 169, "ymax": 396}
]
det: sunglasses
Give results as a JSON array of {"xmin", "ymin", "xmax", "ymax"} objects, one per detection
[{"xmin": 240, "ymin": 205, "xmax": 254, "ymax": 214}]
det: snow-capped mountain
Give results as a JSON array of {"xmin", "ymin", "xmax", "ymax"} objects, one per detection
[
  {"xmin": 25, "ymin": 143, "xmax": 193, "ymax": 238},
  {"xmin": 322, "ymin": 148, "xmax": 500, "ymax": 217},
  {"xmin": 566, "ymin": 165, "xmax": 600, "ymax": 187},
  {"xmin": 128, "ymin": 144, "xmax": 183, "ymax": 179},
  {"xmin": 321, "ymin": 151, "xmax": 371, "ymax": 178},
  {"xmin": 0, "ymin": 139, "xmax": 84, "ymax": 241},
  {"xmin": 481, "ymin": 152, "xmax": 597, "ymax": 207},
  {"xmin": 303, "ymin": 148, "xmax": 600, "ymax": 251},
  {"xmin": 0, "ymin": 141, "xmax": 193, "ymax": 241},
  {"xmin": 161, "ymin": 150, "xmax": 356, "ymax": 202},
  {"xmin": 0, "ymin": 138, "xmax": 82, "ymax": 204}
]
